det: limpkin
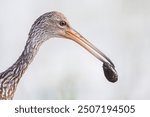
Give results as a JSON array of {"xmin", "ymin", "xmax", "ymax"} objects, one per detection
[{"xmin": 0, "ymin": 11, "xmax": 118, "ymax": 100}]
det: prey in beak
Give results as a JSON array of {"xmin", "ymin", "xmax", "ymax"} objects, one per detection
[{"xmin": 64, "ymin": 28, "xmax": 118, "ymax": 83}]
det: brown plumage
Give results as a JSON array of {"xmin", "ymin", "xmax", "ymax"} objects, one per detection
[{"xmin": 0, "ymin": 11, "xmax": 118, "ymax": 100}]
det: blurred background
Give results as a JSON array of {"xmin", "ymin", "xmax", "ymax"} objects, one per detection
[{"xmin": 0, "ymin": 0, "xmax": 150, "ymax": 100}]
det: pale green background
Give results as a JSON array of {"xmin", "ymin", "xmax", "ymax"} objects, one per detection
[{"xmin": 0, "ymin": 0, "xmax": 150, "ymax": 99}]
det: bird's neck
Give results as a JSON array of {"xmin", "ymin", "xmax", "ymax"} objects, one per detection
[{"xmin": 0, "ymin": 33, "xmax": 47, "ymax": 100}]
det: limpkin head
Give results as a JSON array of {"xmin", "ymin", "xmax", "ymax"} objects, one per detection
[{"xmin": 31, "ymin": 11, "xmax": 118, "ymax": 82}]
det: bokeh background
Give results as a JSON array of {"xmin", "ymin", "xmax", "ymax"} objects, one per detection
[{"xmin": 0, "ymin": 0, "xmax": 150, "ymax": 99}]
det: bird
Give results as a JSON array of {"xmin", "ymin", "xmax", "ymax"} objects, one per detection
[{"xmin": 0, "ymin": 11, "xmax": 118, "ymax": 100}]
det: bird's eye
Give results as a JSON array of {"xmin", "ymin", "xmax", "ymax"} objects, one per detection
[{"xmin": 59, "ymin": 21, "xmax": 67, "ymax": 26}]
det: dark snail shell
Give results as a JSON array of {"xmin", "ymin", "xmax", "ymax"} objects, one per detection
[{"xmin": 103, "ymin": 62, "xmax": 118, "ymax": 83}]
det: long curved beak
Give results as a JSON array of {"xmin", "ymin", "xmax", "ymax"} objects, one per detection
[
  {"xmin": 65, "ymin": 28, "xmax": 113, "ymax": 66},
  {"xmin": 64, "ymin": 28, "xmax": 118, "ymax": 82}
]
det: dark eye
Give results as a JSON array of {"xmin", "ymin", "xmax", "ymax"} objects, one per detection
[{"xmin": 59, "ymin": 21, "xmax": 67, "ymax": 26}]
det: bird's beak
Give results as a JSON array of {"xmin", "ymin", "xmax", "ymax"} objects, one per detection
[
  {"xmin": 65, "ymin": 28, "xmax": 113, "ymax": 66},
  {"xmin": 64, "ymin": 28, "xmax": 118, "ymax": 82}
]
